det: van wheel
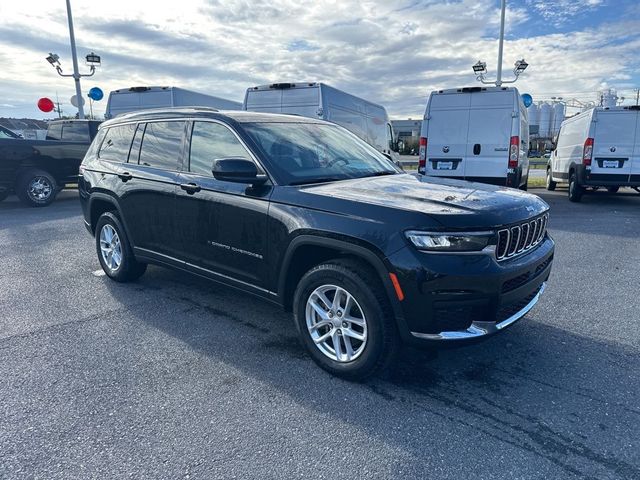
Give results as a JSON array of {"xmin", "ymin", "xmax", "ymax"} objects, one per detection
[
  {"xmin": 546, "ymin": 168, "xmax": 556, "ymax": 191},
  {"xmin": 95, "ymin": 212, "xmax": 147, "ymax": 282},
  {"xmin": 16, "ymin": 169, "xmax": 58, "ymax": 207},
  {"xmin": 293, "ymin": 259, "xmax": 399, "ymax": 381},
  {"xmin": 0, "ymin": 190, "xmax": 9, "ymax": 202},
  {"xmin": 607, "ymin": 186, "xmax": 619, "ymax": 193},
  {"xmin": 568, "ymin": 172, "xmax": 583, "ymax": 202}
]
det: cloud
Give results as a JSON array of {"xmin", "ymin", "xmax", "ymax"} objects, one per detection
[
  {"xmin": 525, "ymin": 0, "xmax": 605, "ymax": 28},
  {"xmin": 0, "ymin": 0, "xmax": 638, "ymax": 120}
]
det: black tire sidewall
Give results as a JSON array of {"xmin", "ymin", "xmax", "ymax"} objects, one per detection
[
  {"xmin": 293, "ymin": 264, "xmax": 389, "ymax": 380},
  {"xmin": 16, "ymin": 169, "xmax": 57, "ymax": 207},
  {"xmin": 546, "ymin": 169, "xmax": 556, "ymax": 191},
  {"xmin": 569, "ymin": 173, "xmax": 582, "ymax": 202}
]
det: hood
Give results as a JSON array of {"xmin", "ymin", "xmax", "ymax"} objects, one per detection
[{"xmin": 300, "ymin": 174, "xmax": 549, "ymax": 229}]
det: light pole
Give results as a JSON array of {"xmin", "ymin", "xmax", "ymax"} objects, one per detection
[
  {"xmin": 45, "ymin": 0, "xmax": 100, "ymax": 119},
  {"xmin": 472, "ymin": 0, "xmax": 528, "ymax": 86}
]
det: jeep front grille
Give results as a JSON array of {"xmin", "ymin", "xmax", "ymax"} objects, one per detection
[{"xmin": 496, "ymin": 213, "xmax": 548, "ymax": 261}]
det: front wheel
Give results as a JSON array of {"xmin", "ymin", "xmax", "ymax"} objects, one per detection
[
  {"xmin": 16, "ymin": 169, "xmax": 58, "ymax": 207},
  {"xmin": 95, "ymin": 212, "xmax": 147, "ymax": 282},
  {"xmin": 546, "ymin": 168, "xmax": 557, "ymax": 191},
  {"xmin": 607, "ymin": 186, "xmax": 620, "ymax": 193},
  {"xmin": 568, "ymin": 172, "xmax": 583, "ymax": 202},
  {"xmin": 293, "ymin": 259, "xmax": 399, "ymax": 381}
]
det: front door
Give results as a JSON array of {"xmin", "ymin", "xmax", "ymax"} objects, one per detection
[{"xmin": 175, "ymin": 121, "xmax": 272, "ymax": 289}]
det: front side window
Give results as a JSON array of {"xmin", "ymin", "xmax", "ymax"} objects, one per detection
[
  {"xmin": 98, "ymin": 124, "xmax": 137, "ymax": 162},
  {"xmin": 243, "ymin": 122, "xmax": 400, "ymax": 185},
  {"xmin": 138, "ymin": 121, "xmax": 185, "ymax": 170},
  {"xmin": 189, "ymin": 122, "xmax": 252, "ymax": 176}
]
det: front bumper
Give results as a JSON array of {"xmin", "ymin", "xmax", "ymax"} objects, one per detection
[{"xmin": 387, "ymin": 235, "xmax": 554, "ymax": 346}]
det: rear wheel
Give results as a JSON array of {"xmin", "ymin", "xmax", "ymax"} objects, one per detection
[
  {"xmin": 568, "ymin": 172, "xmax": 583, "ymax": 202},
  {"xmin": 95, "ymin": 212, "xmax": 147, "ymax": 282},
  {"xmin": 546, "ymin": 168, "xmax": 557, "ymax": 191},
  {"xmin": 293, "ymin": 259, "xmax": 399, "ymax": 381},
  {"xmin": 16, "ymin": 169, "xmax": 58, "ymax": 207},
  {"xmin": 607, "ymin": 186, "xmax": 619, "ymax": 193}
]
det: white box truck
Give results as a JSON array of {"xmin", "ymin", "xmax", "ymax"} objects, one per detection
[
  {"xmin": 546, "ymin": 105, "xmax": 640, "ymax": 202},
  {"xmin": 419, "ymin": 86, "xmax": 529, "ymax": 189},
  {"xmin": 105, "ymin": 86, "xmax": 242, "ymax": 119},
  {"xmin": 243, "ymin": 82, "xmax": 399, "ymax": 161}
]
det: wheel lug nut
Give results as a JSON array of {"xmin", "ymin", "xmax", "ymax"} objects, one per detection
[
  {"xmin": 342, "ymin": 321, "xmax": 348, "ymax": 328},
  {"xmin": 328, "ymin": 312, "xmax": 334, "ymax": 318},
  {"xmin": 337, "ymin": 311, "xmax": 342, "ymax": 317},
  {"xmin": 337, "ymin": 329, "xmax": 342, "ymax": 335}
]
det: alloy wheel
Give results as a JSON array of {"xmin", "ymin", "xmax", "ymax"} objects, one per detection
[
  {"xmin": 27, "ymin": 177, "xmax": 53, "ymax": 201},
  {"xmin": 305, "ymin": 284, "xmax": 368, "ymax": 362},
  {"xmin": 99, "ymin": 224, "xmax": 122, "ymax": 272}
]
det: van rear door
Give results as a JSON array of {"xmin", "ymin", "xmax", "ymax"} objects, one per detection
[
  {"xmin": 628, "ymin": 108, "xmax": 640, "ymax": 183},
  {"xmin": 424, "ymin": 92, "xmax": 470, "ymax": 177},
  {"xmin": 464, "ymin": 91, "xmax": 513, "ymax": 181},
  {"xmin": 591, "ymin": 110, "xmax": 637, "ymax": 182}
]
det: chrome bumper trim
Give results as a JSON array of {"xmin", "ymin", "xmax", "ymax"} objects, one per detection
[{"xmin": 410, "ymin": 282, "xmax": 546, "ymax": 341}]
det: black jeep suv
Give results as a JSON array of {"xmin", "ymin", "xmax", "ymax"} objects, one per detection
[{"xmin": 79, "ymin": 108, "xmax": 554, "ymax": 380}]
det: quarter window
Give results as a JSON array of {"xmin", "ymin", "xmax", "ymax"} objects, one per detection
[
  {"xmin": 138, "ymin": 121, "xmax": 185, "ymax": 170},
  {"xmin": 98, "ymin": 124, "xmax": 137, "ymax": 162},
  {"xmin": 189, "ymin": 122, "xmax": 252, "ymax": 176}
]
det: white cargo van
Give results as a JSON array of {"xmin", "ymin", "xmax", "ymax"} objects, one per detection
[
  {"xmin": 243, "ymin": 82, "xmax": 399, "ymax": 160},
  {"xmin": 105, "ymin": 86, "xmax": 242, "ymax": 119},
  {"xmin": 546, "ymin": 106, "xmax": 640, "ymax": 202},
  {"xmin": 419, "ymin": 86, "xmax": 529, "ymax": 189}
]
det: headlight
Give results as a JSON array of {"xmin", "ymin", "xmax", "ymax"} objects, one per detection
[{"xmin": 405, "ymin": 231, "xmax": 494, "ymax": 252}]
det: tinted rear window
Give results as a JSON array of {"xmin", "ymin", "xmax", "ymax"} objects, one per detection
[
  {"xmin": 61, "ymin": 123, "xmax": 90, "ymax": 141},
  {"xmin": 98, "ymin": 124, "xmax": 137, "ymax": 162},
  {"xmin": 138, "ymin": 121, "xmax": 185, "ymax": 170}
]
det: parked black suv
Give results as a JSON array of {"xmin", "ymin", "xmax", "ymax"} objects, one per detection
[{"xmin": 79, "ymin": 108, "xmax": 554, "ymax": 380}]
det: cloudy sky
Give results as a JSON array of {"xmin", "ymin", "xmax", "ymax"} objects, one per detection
[{"xmin": 1, "ymin": 0, "xmax": 639, "ymax": 120}]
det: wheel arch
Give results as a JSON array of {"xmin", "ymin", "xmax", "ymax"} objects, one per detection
[
  {"xmin": 277, "ymin": 235, "xmax": 405, "ymax": 322},
  {"xmin": 87, "ymin": 192, "xmax": 126, "ymax": 236}
]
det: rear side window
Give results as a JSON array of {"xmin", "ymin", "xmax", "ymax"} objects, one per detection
[
  {"xmin": 61, "ymin": 123, "xmax": 90, "ymax": 141},
  {"xmin": 98, "ymin": 124, "xmax": 137, "ymax": 162},
  {"xmin": 138, "ymin": 121, "xmax": 185, "ymax": 170},
  {"xmin": 189, "ymin": 122, "xmax": 252, "ymax": 176}
]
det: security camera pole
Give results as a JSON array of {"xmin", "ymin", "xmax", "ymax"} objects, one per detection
[
  {"xmin": 472, "ymin": 0, "xmax": 527, "ymax": 86},
  {"xmin": 45, "ymin": 0, "xmax": 100, "ymax": 119}
]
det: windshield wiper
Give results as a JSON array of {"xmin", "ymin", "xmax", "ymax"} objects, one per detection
[
  {"xmin": 289, "ymin": 176, "xmax": 347, "ymax": 186},
  {"xmin": 366, "ymin": 170, "xmax": 397, "ymax": 177}
]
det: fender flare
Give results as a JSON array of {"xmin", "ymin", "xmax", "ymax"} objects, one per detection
[{"xmin": 277, "ymin": 234, "xmax": 406, "ymax": 323}]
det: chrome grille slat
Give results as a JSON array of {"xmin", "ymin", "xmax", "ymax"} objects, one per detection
[{"xmin": 496, "ymin": 213, "xmax": 548, "ymax": 262}]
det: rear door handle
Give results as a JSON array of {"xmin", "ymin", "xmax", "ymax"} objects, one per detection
[
  {"xmin": 118, "ymin": 172, "xmax": 133, "ymax": 182},
  {"xmin": 180, "ymin": 182, "xmax": 201, "ymax": 194},
  {"xmin": 473, "ymin": 144, "xmax": 481, "ymax": 155}
]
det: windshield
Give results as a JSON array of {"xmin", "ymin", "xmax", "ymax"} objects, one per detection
[{"xmin": 242, "ymin": 122, "xmax": 400, "ymax": 185}]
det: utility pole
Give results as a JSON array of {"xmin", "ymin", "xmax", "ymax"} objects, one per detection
[
  {"xmin": 65, "ymin": 0, "xmax": 84, "ymax": 119},
  {"xmin": 635, "ymin": 88, "xmax": 639, "ymax": 106},
  {"xmin": 496, "ymin": 0, "xmax": 506, "ymax": 87}
]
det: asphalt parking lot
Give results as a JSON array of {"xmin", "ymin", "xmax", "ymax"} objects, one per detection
[{"xmin": 1, "ymin": 188, "xmax": 639, "ymax": 479}]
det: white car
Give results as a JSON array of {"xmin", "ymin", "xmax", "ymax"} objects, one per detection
[
  {"xmin": 547, "ymin": 106, "xmax": 640, "ymax": 202},
  {"xmin": 419, "ymin": 86, "xmax": 529, "ymax": 189}
]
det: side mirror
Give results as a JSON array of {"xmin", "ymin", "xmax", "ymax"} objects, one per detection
[{"xmin": 212, "ymin": 158, "xmax": 267, "ymax": 185}]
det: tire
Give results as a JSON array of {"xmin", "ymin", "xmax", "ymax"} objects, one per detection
[
  {"xmin": 568, "ymin": 172, "xmax": 583, "ymax": 203},
  {"xmin": 95, "ymin": 211, "xmax": 147, "ymax": 282},
  {"xmin": 15, "ymin": 169, "xmax": 58, "ymax": 207},
  {"xmin": 607, "ymin": 186, "xmax": 619, "ymax": 193},
  {"xmin": 0, "ymin": 190, "xmax": 9, "ymax": 202},
  {"xmin": 520, "ymin": 181, "xmax": 528, "ymax": 191},
  {"xmin": 546, "ymin": 168, "xmax": 557, "ymax": 191},
  {"xmin": 293, "ymin": 259, "xmax": 399, "ymax": 381}
]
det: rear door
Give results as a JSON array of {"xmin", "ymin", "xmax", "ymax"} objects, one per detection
[
  {"xmin": 464, "ymin": 91, "xmax": 513, "ymax": 181},
  {"xmin": 424, "ymin": 92, "xmax": 470, "ymax": 178},
  {"xmin": 591, "ymin": 110, "xmax": 636, "ymax": 182}
]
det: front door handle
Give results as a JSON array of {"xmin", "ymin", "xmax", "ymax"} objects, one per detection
[
  {"xmin": 118, "ymin": 172, "xmax": 133, "ymax": 182},
  {"xmin": 180, "ymin": 182, "xmax": 201, "ymax": 194}
]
